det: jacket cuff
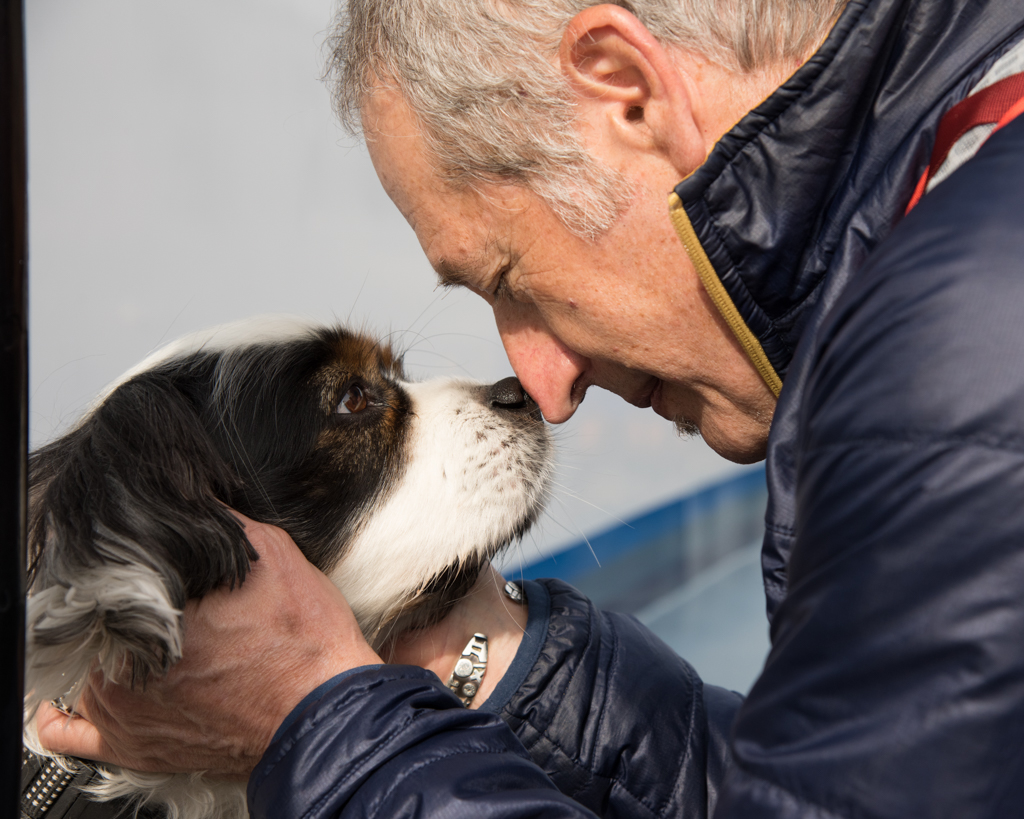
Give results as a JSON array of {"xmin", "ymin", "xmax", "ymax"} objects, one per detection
[
  {"xmin": 247, "ymin": 665, "xmax": 585, "ymax": 819},
  {"xmin": 269, "ymin": 665, "xmax": 385, "ymax": 745}
]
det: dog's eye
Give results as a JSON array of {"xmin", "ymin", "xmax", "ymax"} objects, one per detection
[{"xmin": 337, "ymin": 385, "xmax": 368, "ymax": 414}]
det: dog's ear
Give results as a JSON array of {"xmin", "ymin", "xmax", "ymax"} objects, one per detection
[{"xmin": 26, "ymin": 370, "xmax": 257, "ymax": 695}]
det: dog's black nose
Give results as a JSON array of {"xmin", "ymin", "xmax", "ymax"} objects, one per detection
[{"xmin": 486, "ymin": 377, "xmax": 534, "ymax": 411}]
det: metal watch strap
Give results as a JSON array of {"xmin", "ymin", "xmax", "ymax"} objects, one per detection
[
  {"xmin": 445, "ymin": 632, "xmax": 488, "ymax": 706},
  {"xmin": 503, "ymin": 580, "xmax": 524, "ymax": 603}
]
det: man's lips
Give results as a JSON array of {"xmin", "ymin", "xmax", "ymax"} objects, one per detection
[
  {"xmin": 627, "ymin": 378, "xmax": 660, "ymax": 410},
  {"xmin": 650, "ymin": 379, "xmax": 669, "ymax": 419}
]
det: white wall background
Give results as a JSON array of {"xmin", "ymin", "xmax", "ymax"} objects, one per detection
[{"xmin": 24, "ymin": 0, "xmax": 748, "ymax": 564}]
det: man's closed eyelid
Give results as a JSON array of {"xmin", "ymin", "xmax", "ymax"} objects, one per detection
[{"xmin": 491, "ymin": 264, "xmax": 520, "ymax": 301}]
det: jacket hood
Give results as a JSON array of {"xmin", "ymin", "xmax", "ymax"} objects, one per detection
[{"xmin": 671, "ymin": 0, "xmax": 1024, "ymax": 391}]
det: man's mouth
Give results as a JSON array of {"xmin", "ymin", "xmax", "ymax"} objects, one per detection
[
  {"xmin": 630, "ymin": 378, "xmax": 660, "ymax": 411},
  {"xmin": 650, "ymin": 380, "xmax": 699, "ymax": 437},
  {"xmin": 649, "ymin": 379, "xmax": 670, "ymax": 418}
]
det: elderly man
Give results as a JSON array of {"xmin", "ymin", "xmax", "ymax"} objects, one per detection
[{"xmin": 40, "ymin": 0, "xmax": 1024, "ymax": 816}]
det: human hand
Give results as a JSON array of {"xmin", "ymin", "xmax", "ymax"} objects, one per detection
[{"xmin": 35, "ymin": 514, "xmax": 381, "ymax": 779}]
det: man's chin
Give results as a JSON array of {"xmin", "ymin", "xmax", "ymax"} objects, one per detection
[
  {"xmin": 662, "ymin": 406, "xmax": 769, "ymax": 464},
  {"xmin": 652, "ymin": 381, "xmax": 771, "ymax": 463},
  {"xmin": 650, "ymin": 381, "xmax": 701, "ymax": 440},
  {"xmin": 701, "ymin": 423, "xmax": 769, "ymax": 464}
]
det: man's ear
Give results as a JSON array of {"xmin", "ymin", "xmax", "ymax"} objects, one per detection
[{"xmin": 559, "ymin": 4, "xmax": 705, "ymax": 175}]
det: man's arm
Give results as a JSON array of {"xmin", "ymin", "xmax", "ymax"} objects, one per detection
[
  {"xmin": 247, "ymin": 665, "xmax": 596, "ymax": 819},
  {"xmin": 719, "ymin": 116, "xmax": 1024, "ymax": 817},
  {"xmin": 36, "ymin": 517, "xmax": 382, "ymax": 777},
  {"xmin": 36, "ymin": 517, "xmax": 599, "ymax": 818}
]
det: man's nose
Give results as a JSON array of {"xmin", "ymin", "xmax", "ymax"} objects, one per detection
[{"xmin": 494, "ymin": 302, "xmax": 587, "ymax": 424}]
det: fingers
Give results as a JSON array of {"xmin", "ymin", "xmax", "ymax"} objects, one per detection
[
  {"xmin": 214, "ymin": 515, "xmax": 361, "ymax": 627},
  {"xmin": 35, "ymin": 700, "xmax": 119, "ymax": 766},
  {"xmin": 32, "ymin": 514, "xmax": 382, "ymax": 778},
  {"xmin": 229, "ymin": 510, "xmax": 291, "ymax": 561}
]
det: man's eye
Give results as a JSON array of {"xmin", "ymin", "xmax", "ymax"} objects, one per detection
[
  {"xmin": 493, "ymin": 266, "xmax": 515, "ymax": 301},
  {"xmin": 336, "ymin": 385, "xmax": 368, "ymax": 414}
]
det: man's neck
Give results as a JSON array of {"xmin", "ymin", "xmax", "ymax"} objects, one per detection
[{"xmin": 673, "ymin": 36, "xmax": 833, "ymax": 157}]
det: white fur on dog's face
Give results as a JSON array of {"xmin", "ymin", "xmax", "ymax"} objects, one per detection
[{"xmin": 334, "ymin": 376, "xmax": 551, "ymax": 637}]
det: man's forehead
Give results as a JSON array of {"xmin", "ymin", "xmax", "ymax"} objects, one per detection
[
  {"xmin": 362, "ymin": 98, "xmax": 467, "ymax": 245},
  {"xmin": 361, "ymin": 85, "xmax": 538, "ymax": 291}
]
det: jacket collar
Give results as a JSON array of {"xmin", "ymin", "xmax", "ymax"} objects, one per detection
[{"xmin": 670, "ymin": 0, "xmax": 1024, "ymax": 388}]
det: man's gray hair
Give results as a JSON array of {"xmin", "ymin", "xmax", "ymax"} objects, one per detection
[{"xmin": 325, "ymin": 0, "xmax": 847, "ymax": 238}]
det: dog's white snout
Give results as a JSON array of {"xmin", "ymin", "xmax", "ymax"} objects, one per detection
[{"xmin": 332, "ymin": 375, "xmax": 553, "ymax": 635}]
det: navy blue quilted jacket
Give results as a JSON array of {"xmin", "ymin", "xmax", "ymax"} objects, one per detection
[
  {"xmin": 249, "ymin": 580, "xmax": 740, "ymax": 818},
  {"xmin": 248, "ymin": 0, "xmax": 1024, "ymax": 815}
]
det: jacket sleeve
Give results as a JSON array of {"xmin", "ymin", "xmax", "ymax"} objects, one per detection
[
  {"xmin": 503, "ymin": 580, "xmax": 744, "ymax": 819},
  {"xmin": 247, "ymin": 581, "xmax": 744, "ymax": 819},
  {"xmin": 718, "ymin": 116, "xmax": 1024, "ymax": 816},
  {"xmin": 247, "ymin": 666, "xmax": 599, "ymax": 819}
]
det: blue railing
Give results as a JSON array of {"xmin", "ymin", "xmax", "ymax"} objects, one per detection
[{"xmin": 513, "ymin": 465, "xmax": 768, "ymax": 614}]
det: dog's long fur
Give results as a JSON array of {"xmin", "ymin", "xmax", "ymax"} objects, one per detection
[{"xmin": 24, "ymin": 317, "xmax": 552, "ymax": 818}]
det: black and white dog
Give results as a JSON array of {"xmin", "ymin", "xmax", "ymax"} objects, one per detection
[{"xmin": 24, "ymin": 316, "xmax": 552, "ymax": 818}]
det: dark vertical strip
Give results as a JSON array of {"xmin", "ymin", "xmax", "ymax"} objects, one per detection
[{"xmin": 0, "ymin": 0, "xmax": 27, "ymax": 815}]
